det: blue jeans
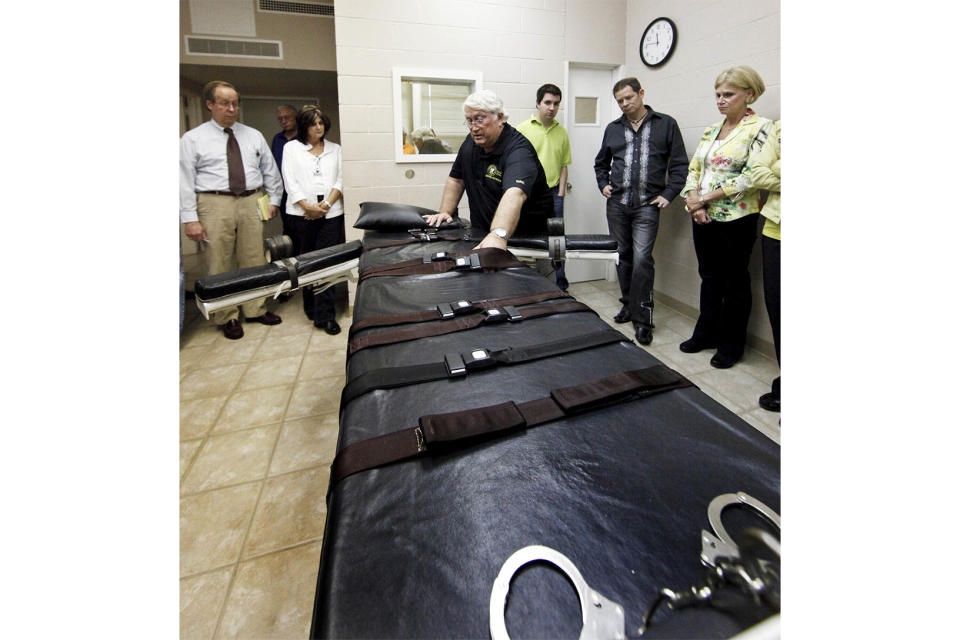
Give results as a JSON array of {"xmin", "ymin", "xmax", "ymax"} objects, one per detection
[
  {"xmin": 551, "ymin": 186, "xmax": 567, "ymax": 288},
  {"xmin": 605, "ymin": 199, "xmax": 659, "ymax": 327}
]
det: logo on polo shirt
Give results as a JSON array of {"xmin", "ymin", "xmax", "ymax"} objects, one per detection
[{"xmin": 485, "ymin": 164, "xmax": 502, "ymax": 183}]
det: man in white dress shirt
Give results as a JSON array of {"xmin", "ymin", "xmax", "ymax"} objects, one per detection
[{"xmin": 180, "ymin": 80, "xmax": 284, "ymax": 339}]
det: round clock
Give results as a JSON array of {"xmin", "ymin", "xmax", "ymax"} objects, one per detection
[{"xmin": 640, "ymin": 17, "xmax": 677, "ymax": 67}]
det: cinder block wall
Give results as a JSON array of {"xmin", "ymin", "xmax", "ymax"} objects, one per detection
[{"xmin": 333, "ymin": 0, "xmax": 626, "ymax": 242}]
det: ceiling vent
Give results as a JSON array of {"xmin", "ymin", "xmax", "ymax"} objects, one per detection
[
  {"xmin": 257, "ymin": 0, "xmax": 334, "ymax": 17},
  {"xmin": 185, "ymin": 36, "xmax": 283, "ymax": 59}
]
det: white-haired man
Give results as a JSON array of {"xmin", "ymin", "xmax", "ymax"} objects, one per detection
[{"xmin": 423, "ymin": 90, "xmax": 553, "ymax": 249}]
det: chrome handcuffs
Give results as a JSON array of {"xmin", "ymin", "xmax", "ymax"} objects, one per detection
[{"xmin": 488, "ymin": 491, "xmax": 780, "ymax": 640}]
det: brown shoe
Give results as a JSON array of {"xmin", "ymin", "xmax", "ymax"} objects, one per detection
[
  {"xmin": 219, "ymin": 319, "xmax": 244, "ymax": 340},
  {"xmin": 245, "ymin": 311, "xmax": 282, "ymax": 325}
]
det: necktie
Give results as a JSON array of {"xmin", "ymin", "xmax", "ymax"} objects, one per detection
[{"xmin": 225, "ymin": 128, "xmax": 247, "ymax": 195}]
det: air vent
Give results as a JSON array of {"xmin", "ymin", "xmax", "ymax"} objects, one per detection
[
  {"xmin": 258, "ymin": 0, "xmax": 333, "ymax": 17},
  {"xmin": 185, "ymin": 36, "xmax": 283, "ymax": 59}
]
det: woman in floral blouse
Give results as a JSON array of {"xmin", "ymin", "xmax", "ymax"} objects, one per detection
[{"xmin": 680, "ymin": 66, "xmax": 772, "ymax": 369}]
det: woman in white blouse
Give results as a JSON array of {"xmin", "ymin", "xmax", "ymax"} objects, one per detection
[{"xmin": 281, "ymin": 106, "xmax": 344, "ymax": 335}]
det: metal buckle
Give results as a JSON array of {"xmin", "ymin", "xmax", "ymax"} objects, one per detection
[
  {"xmin": 436, "ymin": 300, "xmax": 476, "ymax": 320},
  {"xmin": 502, "ymin": 305, "xmax": 522, "ymax": 321},
  {"xmin": 452, "ymin": 299, "xmax": 474, "ymax": 314},
  {"xmin": 452, "ymin": 253, "xmax": 482, "ymax": 271},
  {"xmin": 444, "ymin": 352, "xmax": 467, "ymax": 377},
  {"xmin": 463, "ymin": 348, "xmax": 494, "ymax": 371},
  {"xmin": 408, "ymin": 227, "xmax": 438, "ymax": 242},
  {"xmin": 481, "ymin": 308, "xmax": 508, "ymax": 324},
  {"xmin": 414, "ymin": 426, "xmax": 426, "ymax": 452},
  {"xmin": 424, "ymin": 250, "xmax": 453, "ymax": 264}
]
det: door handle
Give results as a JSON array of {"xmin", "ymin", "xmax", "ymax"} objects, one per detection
[{"xmin": 566, "ymin": 182, "xmax": 573, "ymax": 191}]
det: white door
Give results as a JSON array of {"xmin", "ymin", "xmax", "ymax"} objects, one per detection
[{"xmin": 564, "ymin": 64, "xmax": 619, "ymax": 283}]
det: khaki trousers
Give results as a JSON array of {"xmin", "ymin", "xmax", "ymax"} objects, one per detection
[{"xmin": 196, "ymin": 191, "xmax": 267, "ymax": 324}]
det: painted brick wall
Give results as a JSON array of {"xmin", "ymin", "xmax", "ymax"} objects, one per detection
[{"xmin": 334, "ymin": 0, "xmax": 625, "ymax": 239}]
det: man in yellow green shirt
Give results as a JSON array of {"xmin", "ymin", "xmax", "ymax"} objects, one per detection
[{"xmin": 516, "ymin": 83, "xmax": 572, "ymax": 290}]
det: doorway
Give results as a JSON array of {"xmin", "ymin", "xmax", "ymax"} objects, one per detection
[{"xmin": 564, "ymin": 63, "xmax": 620, "ymax": 283}]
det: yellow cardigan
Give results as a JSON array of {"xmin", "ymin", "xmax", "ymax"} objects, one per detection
[
  {"xmin": 682, "ymin": 111, "xmax": 772, "ymax": 222},
  {"xmin": 746, "ymin": 120, "xmax": 780, "ymax": 240}
]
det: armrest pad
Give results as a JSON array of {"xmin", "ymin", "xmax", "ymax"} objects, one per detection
[{"xmin": 195, "ymin": 240, "xmax": 362, "ymax": 301}]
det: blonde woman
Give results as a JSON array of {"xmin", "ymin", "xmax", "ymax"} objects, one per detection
[
  {"xmin": 680, "ymin": 66, "xmax": 772, "ymax": 369},
  {"xmin": 747, "ymin": 119, "xmax": 781, "ymax": 411}
]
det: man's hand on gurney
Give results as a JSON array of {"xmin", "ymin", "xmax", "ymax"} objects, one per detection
[
  {"xmin": 422, "ymin": 212, "xmax": 453, "ymax": 227},
  {"xmin": 474, "ymin": 232, "xmax": 507, "ymax": 250}
]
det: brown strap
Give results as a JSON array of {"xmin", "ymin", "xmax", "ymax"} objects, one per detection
[
  {"xmin": 348, "ymin": 289, "xmax": 571, "ymax": 337},
  {"xmin": 329, "ymin": 364, "xmax": 692, "ymax": 488},
  {"xmin": 358, "ymin": 247, "xmax": 524, "ymax": 281},
  {"xmin": 362, "ymin": 230, "xmax": 465, "ymax": 249},
  {"xmin": 347, "ymin": 299, "xmax": 592, "ymax": 356}
]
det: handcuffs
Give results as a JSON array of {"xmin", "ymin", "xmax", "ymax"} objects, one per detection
[{"xmin": 488, "ymin": 491, "xmax": 780, "ymax": 640}]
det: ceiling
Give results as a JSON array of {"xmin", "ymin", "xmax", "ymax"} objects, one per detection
[{"xmin": 180, "ymin": 64, "xmax": 337, "ymax": 98}]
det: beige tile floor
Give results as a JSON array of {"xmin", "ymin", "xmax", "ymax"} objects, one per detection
[{"xmin": 179, "ymin": 279, "xmax": 781, "ymax": 639}]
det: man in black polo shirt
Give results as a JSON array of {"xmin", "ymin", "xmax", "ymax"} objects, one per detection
[{"xmin": 423, "ymin": 89, "xmax": 553, "ymax": 250}]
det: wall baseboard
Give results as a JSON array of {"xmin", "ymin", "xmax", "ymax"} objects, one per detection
[{"xmin": 653, "ymin": 290, "xmax": 777, "ymax": 360}]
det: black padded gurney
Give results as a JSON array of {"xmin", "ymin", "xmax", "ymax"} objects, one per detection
[{"xmin": 310, "ymin": 233, "xmax": 780, "ymax": 639}]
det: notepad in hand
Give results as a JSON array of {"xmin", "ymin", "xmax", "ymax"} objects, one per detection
[{"xmin": 256, "ymin": 193, "xmax": 271, "ymax": 221}]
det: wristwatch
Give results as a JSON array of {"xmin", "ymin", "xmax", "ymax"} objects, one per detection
[{"xmin": 491, "ymin": 227, "xmax": 508, "ymax": 239}]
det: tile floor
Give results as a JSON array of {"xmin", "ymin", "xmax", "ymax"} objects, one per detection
[{"xmin": 179, "ymin": 278, "xmax": 781, "ymax": 639}]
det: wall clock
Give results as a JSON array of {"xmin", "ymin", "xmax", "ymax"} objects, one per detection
[{"xmin": 640, "ymin": 17, "xmax": 677, "ymax": 67}]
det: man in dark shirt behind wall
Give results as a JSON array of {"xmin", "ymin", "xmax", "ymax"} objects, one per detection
[
  {"xmin": 423, "ymin": 89, "xmax": 553, "ymax": 250},
  {"xmin": 271, "ymin": 105, "xmax": 298, "ymax": 245},
  {"xmin": 595, "ymin": 77, "xmax": 687, "ymax": 345}
]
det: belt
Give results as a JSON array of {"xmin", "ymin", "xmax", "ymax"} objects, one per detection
[
  {"xmin": 347, "ymin": 299, "xmax": 592, "ymax": 357},
  {"xmin": 329, "ymin": 364, "xmax": 694, "ymax": 490},
  {"xmin": 349, "ymin": 289, "xmax": 572, "ymax": 337},
  {"xmin": 358, "ymin": 248, "xmax": 525, "ymax": 281},
  {"xmin": 200, "ymin": 188, "xmax": 260, "ymax": 197},
  {"xmin": 340, "ymin": 327, "xmax": 628, "ymax": 408}
]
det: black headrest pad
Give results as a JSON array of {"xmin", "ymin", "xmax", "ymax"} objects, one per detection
[{"xmin": 354, "ymin": 202, "xmax": 462, "ymax": 231}]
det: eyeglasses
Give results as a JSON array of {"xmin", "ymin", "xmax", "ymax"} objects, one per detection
[{"xmin": 463, "ymin": 113, "xmax": 492, "ymax": 127}]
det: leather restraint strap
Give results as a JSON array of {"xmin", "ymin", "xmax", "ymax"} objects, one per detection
[
  {"xmin": 347, "ymin": 299, "xmax": 592, "ymax": 356},
  {"xmin": 275, "ymin": 257, "xmax": 299, "ymax": 290},
  {"xmin": 358, "ymin": 248, "xmax": 524, "ymax": 281},
  {"xmin": 329, "ymin": 364, "xmax": 693, "ymax": 489},
  {"xmin": 349, "ymin": 289, "xmax": 571, "ymax": 337},
  {"xmin": 340, "ymin": 327, "xmax": 627, "ymax": 407},
  {"xmin": 363, "ymin": 229, "xmax": 465, "ymax": 250}
]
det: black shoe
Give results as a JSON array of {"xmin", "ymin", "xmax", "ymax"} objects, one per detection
[
  {"xmin": 679, "ymin": 337, "xmax": 718, "ymax": 353},
  {"xmin": 219, "ymin": 319, "xmax": 244, "ymax": 340},
  {"xmin": 710, "ymin": 352, "xmax": 740, "ymax": 369},
  {"xmin": 245, "ymin": 311, "xmax": 282, "ymax": 325},
  {"xmin": 318, "ymin": 320, "xmax": 341, "ymax": 335},
  {"xmin": 759, "ymin": 392, "xmax": 780, "ymax": 412},
  {"xmin": 613, "ymin": 306, "xmax": 631, "ymax": 324},
  {"xmin": 634, "ymin": 324, "xmax": 653, "ymax": 345}
]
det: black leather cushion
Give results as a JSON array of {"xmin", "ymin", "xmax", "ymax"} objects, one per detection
[
  {"xmin": 194, "ymin": 240, "xmax": 362, "ymax": 301},
  {"xmin": 508, "ymin": 232, "xmax": 619, "ymax": 252},
  {"xmin": 453, "ymin": 227, "xmax": 619, "ymax": 252},
  {"xmin": 353, "ymin": 201, "xmax": 463, "ymax": 231}
]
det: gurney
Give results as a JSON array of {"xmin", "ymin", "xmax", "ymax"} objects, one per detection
[
  {"xmin": 192, "ymin": 203, "xmax": 780, "ymax": 638},
  {"xmin": 192, "ymin": 202, "xmax": 619, "ymax": 319}
]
